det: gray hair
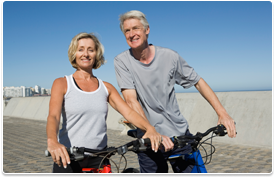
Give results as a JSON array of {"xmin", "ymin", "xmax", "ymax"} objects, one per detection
[{"xmin": 119, "ymin": 10, "xmax": 149, "ymax": 33}]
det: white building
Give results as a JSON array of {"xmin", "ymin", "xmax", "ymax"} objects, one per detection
[
  {"xmin": 3, "ymin": 86, "xmax": 22, "ymax": 97},
  {"xmin": 21, "ymin": 86, "xmax": 26, "ymax": 97},
  {"xmin": 46, "ymin": 89, "xmax": 51, "ymax": 95},
  {"xmin": 4, "ymin": 86, "xmax": 33, "ymax": 97},
  {"xmin": 35, "ymin": 85, "xmax": 41, "ymax": 94},
  {"xmin": 41, "ymin": 88, "xmax": 46, "ymax": 95},
  {"xmin": 21, "ymin": 86, "xmax": 33, "ymax": 97}
]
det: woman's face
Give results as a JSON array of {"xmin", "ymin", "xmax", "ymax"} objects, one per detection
[{"xmin": 75, "ymin": 38, "xmax": 97, "ymax": 70}]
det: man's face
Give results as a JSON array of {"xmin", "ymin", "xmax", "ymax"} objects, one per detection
[{"xmin": 123, "ymin": 18, "xmax": 149, "ymax": 50}]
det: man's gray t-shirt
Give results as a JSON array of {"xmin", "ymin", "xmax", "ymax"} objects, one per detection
[{"xmin": 114, "ymin": 45, "xmax": 201, "ymax": 137}]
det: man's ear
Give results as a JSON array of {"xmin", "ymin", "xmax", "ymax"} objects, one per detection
[{"xmin": 146, "ymin": 26, "xmax": 150, "ymax": 35}]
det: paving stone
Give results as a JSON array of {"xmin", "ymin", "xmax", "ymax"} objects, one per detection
[{"xmin": 3, "ymin": 116, "xmax": 273, "ymax": 174}]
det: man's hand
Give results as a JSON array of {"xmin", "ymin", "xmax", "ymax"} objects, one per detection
[
  {"xmin": 195, "ymin": 78, "xmax": 237, "ymax": 138},
  {"xmin": 160, "ymin": 135, "xmax": 174, "ymax": 152},
  {"xmin": 217, "ymin": 113, "xmax": 236, "ymax": 138}
]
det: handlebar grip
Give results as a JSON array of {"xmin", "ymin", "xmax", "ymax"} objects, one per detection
[
  {"xmin": 137, "ymin": 138, "xmax": 151, "ymax": 151},
  {"xmin": 215, "ymin": 124, "xmax": 227, "ymax": 136},
  {"xmin": 143, "ymin": 138, "xmax": 151, "ymax": 144},
  {"xmin": 138, "ymin": 138, "xmax": 151, "ymax": 147},
  {"xmin": 219, "ymin": 124, "xmax": 226, "ymax": 130},
  {"xmin": 45, "ymin": 150, "xmax": 51, "ymax": 157},
  {"xmin": 45, "ymin": 147, "xmax": 72, "ymax": 157}
]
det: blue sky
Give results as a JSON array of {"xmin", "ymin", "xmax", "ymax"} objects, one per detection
[{"xmin": 3, "ymin": 1, "xmax": 272, "ymax": 93}]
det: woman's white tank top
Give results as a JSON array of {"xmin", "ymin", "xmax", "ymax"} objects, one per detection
[{"xmin": 58, "ymin": 74, "xmax": 109, "ymax": 150}]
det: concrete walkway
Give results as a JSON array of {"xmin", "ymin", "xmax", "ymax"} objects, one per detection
[{"xmin": 3, "ymin": 116, "xmax": 272, "ymax": 174}]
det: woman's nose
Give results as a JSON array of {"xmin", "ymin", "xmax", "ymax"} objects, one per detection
[{"xmin": 83, "ymin": 49, "xmax": 88, "ymax": 56}]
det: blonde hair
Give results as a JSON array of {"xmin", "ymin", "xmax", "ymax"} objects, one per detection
[
  {"xmin": 119, "ymin": 10, "xmax": 149, "ymax": 33},
  {"xmin": 68, "ymin": 32, "xmax": 105, "ymax": 69}
]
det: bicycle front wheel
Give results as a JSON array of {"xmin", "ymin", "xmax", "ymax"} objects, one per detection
[{"xmin": 122, "ymin": 168, "xmax": 139, "ymax": 173}]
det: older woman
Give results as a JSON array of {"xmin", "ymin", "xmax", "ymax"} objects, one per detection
[{"xmin": 46, "ymin": 32, "xmax": 162, "ymax": 173}]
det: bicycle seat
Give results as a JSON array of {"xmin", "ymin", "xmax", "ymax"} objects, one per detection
[{"xmin": 127, "ymin": 129, "xmax": 138, "ymax": 138}]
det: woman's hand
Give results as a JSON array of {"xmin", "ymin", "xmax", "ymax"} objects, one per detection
[
  {"xmin": 142, "ymin": 128, "xmax": 174, "ymax": 152},
  {"xmin": 47, "ymin": 139, "xmax": 71, "ymax": 168},
  {"xmin": 142, "ymin": 126, "xmax": 163, "ymax": 152}
]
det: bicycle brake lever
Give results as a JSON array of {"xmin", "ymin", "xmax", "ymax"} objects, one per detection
[
  {"xmin": 138, "ymin": 138, "xmax": 150, "ymax": 151},
  {"xmin": 117, "ymin": 145, "xmax": 128, "ymax": 155},
  {"xmin": 214, "ymin": 124, "xmax": 227, "ymax": 136},
  {"xmin": 71, "ymin": 147, "xmax": 85, "ymax": 161}
]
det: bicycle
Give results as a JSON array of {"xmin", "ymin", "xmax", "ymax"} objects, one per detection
[
  {"xmin": 127, "ymin": 124, "xmax": 230, "ymax": 173},
  {"xmin": 45, "ymin": 124, "xmax": 230, "ymax": 173},
  {"xmin": 45, "ymin": 137, "xmax": 150, "ymax": 173}
]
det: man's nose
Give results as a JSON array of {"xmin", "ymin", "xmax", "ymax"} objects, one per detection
[{"xmin": 129, "ymin": 30, "xmax": 134, "ymax": 37}]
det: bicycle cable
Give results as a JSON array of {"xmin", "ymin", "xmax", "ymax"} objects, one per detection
[
  {"xmin": 198, "ymin": 132, "xmax": 217, "ymax": 165},
  {"xmin": 96, "ymin": 150, "xmax": 129, "ymax": 173},
  {"xmin": 97, "ymin": 150, "xmax": 119, "ymax": 172},
  {"xmin": 119, "ymin": 154, "xmax": 127, "ymax": 173},
  {"xmin": 188, "ymin": 131, "xmax": 217, "ymax": 169}
]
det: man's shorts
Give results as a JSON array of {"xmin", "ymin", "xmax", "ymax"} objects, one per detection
[{"xmin": 137, "ymin": 129, "xmax": 194, "ymax": 173}]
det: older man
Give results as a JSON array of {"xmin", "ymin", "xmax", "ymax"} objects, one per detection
[{"xmin": 114, "ymin": 10, "xmax": 236, "ymax": 173}]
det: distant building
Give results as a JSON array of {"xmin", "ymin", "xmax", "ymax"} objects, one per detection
[
  {"xmin": 4, "ymin": 86, "xmax": 22, "ymax": 97},
  {"xmin": 4, "ymin": 86, "xmax": 33, "ymax": 97},
  {"xmin": 46, "ymin": 89, "xmax": 51, "ymax": 95},
  {"xmin": 21, "ymin": 86, "xmax": 33, "ymax": 97},
  {"xmin": 30, "ymin": 87, "xmax": 35, "ymax": 93},
  {"xmin": 3, "ymin": 85, "xmax": 51, "ymax": 98},
  {"xmin": 41, "ymin": 88, "xmax": 46, "ymax": 95},
  {"xmin": 21, "ymin": 86, "xmax": 26, "ymax": 97},
  {"xmin": 35, "ymin": 85, "xmax": 41, "ymax": 94}
]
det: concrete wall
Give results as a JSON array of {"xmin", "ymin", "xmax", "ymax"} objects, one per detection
[
  {"xmin": 3, "ymin": 91, "xmax": 272, "ymax": 148},
  {"xmin": 177, "ymin": 91, "xmax": 272, "ymax": 148},
  {"xmin": 3, "ymin": 97, "xmax": 51, "ymax": 121}
]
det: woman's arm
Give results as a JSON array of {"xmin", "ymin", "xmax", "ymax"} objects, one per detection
[
  {"xmin": 104, "ymin": 82, "xmax": 162, "ymax": 152},
  {"xmin": 121, "ymin": 89, "xmax": 149, "ymax": 123},
  {"xmin": 46, "ymin": 77, "xmax": 71, "ymax": 168},
  {"xmin": 121, "ymin": 89, "xmax": 174, "ymax": 152}
]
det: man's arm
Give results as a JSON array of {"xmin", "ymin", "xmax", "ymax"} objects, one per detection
[
  {"xmin": 121, "ymin": 89, "xmax": 174, "ymax": 152},
  {"xmin": 195, "ymin": 78, "xmax": 236, "ymax": 138}
]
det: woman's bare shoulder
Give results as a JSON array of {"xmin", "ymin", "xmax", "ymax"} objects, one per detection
[{"xmin": 51, "ymin": 77, "xmax": 67, "ymax": 93}]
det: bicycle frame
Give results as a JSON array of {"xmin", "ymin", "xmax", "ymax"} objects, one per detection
[
  {"xmin": 167, "ymin": 149, "xmax": 207, "ymax": 173},
  {"xmin": 82, "ymin": 165, "xmax": 112, "ymax": 173},
  {"xmin": 187, "ymin": 150, "xmax": 207, "ymax": 173}
]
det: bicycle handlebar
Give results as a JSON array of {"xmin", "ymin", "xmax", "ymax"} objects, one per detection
[
  {"xmin": 176, "ymin": 124, "xmax": 227, "ymax": 140},
  {"xmin": 44, "ymin": 124, "xmax": 235, "ymax": 173},
  {"xmin": 173, "ymin": 124, "xmax": 230, "ymax": 149},
  {"xmin": 45, "ymin": 137, "xmax": 151, "ymax": 160},
  {"xmin": 45, "ymin": 124, "xmax": 233, "ymax": 160}
]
